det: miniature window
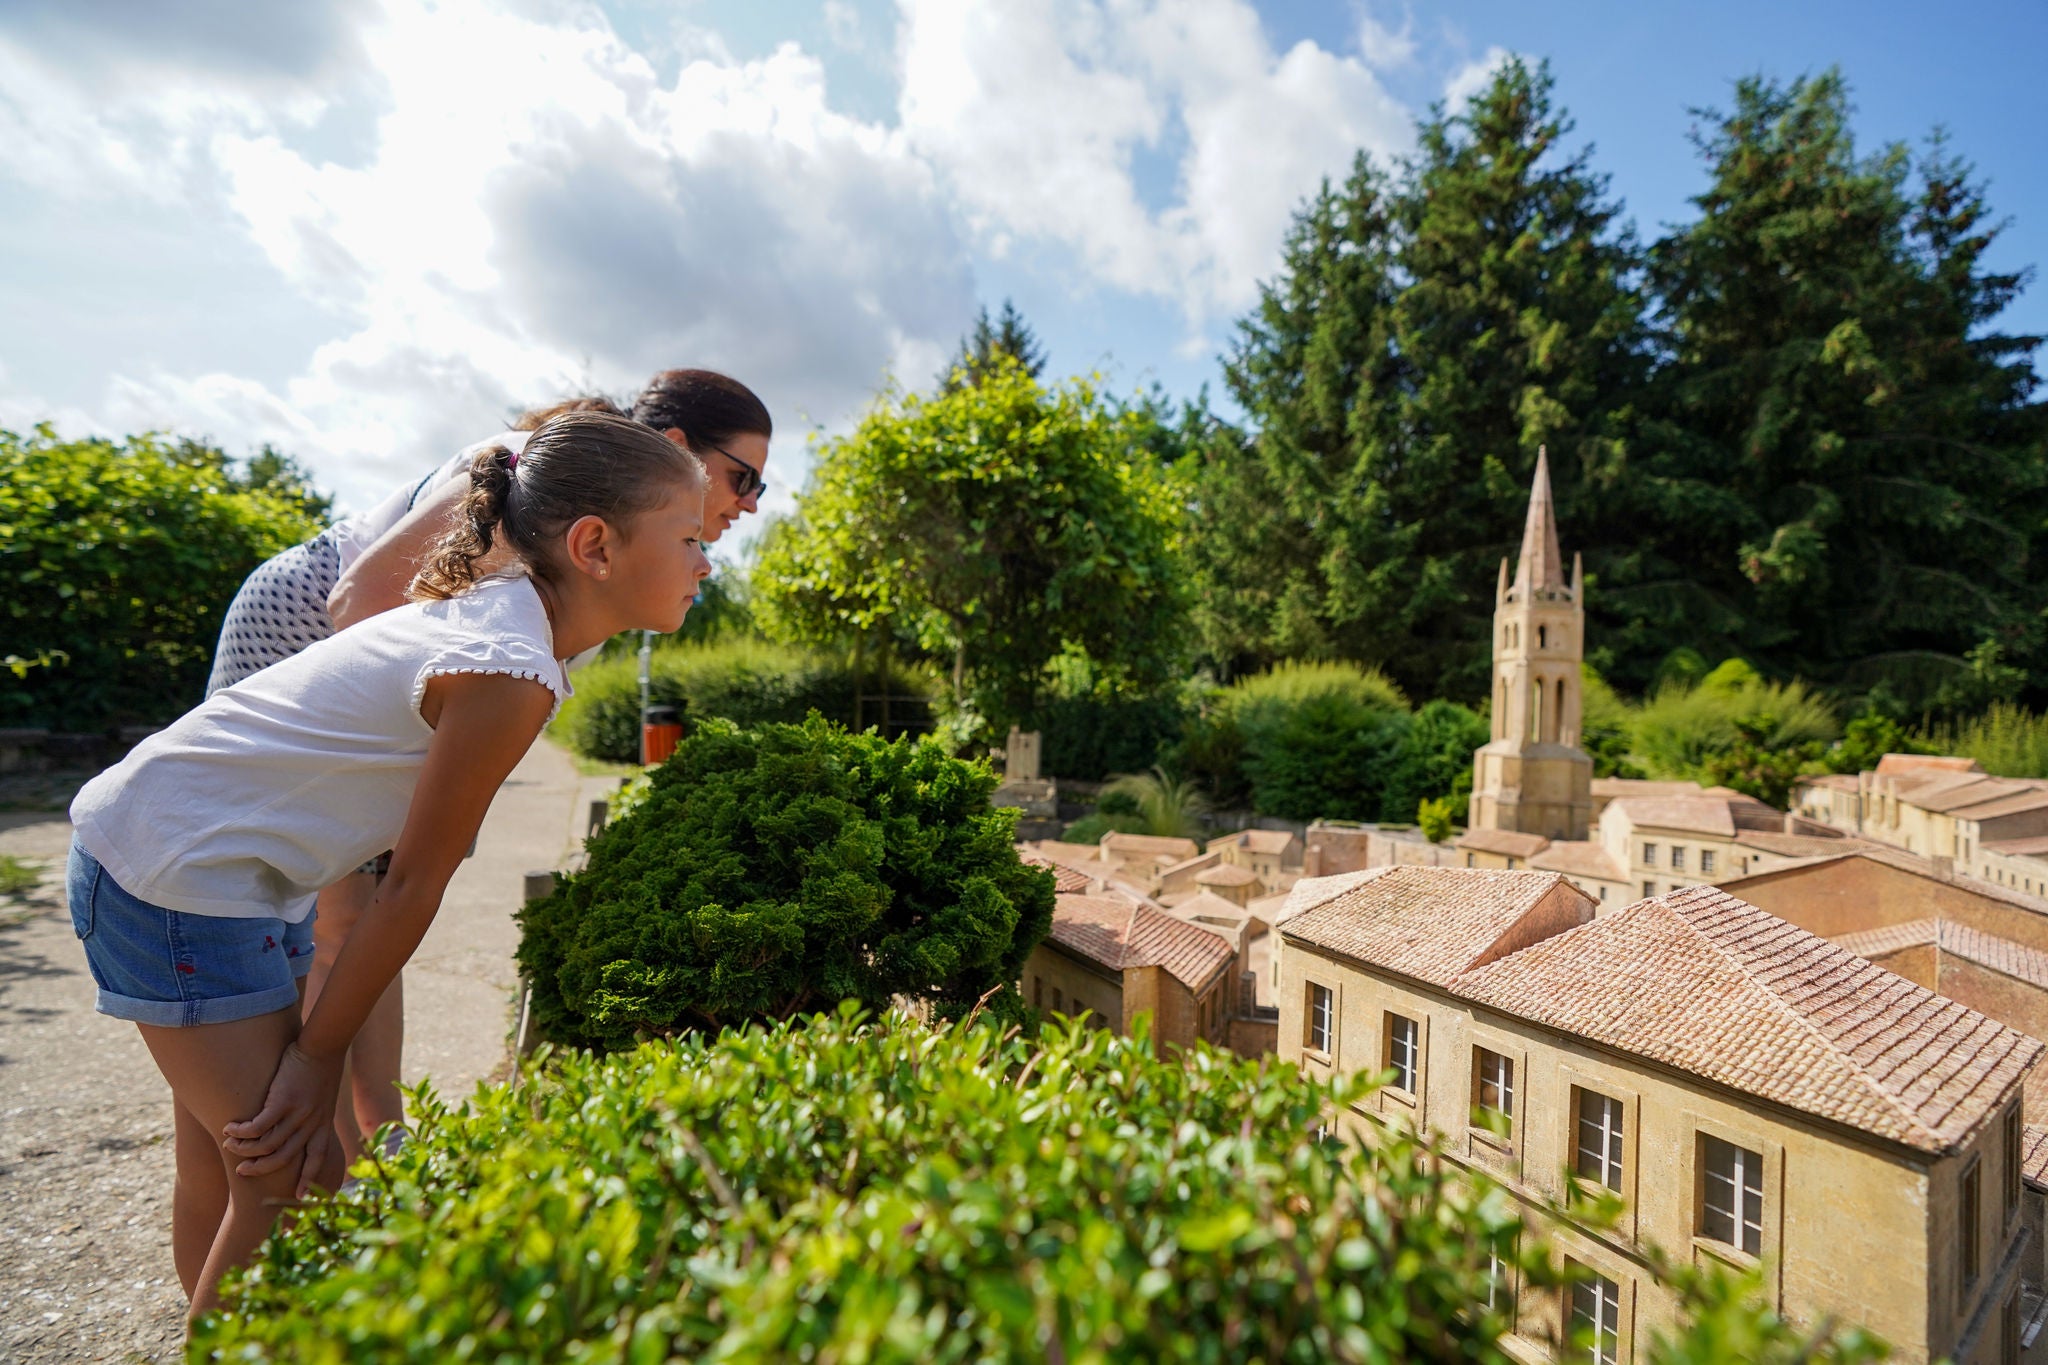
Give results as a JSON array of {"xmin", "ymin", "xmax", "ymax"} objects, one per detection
[
  {"xmin": 1307, "ymin": 982, "xmax": 1334, "ymax": 1054},
  {"xmin": 1385, "ymin": 1013, "xmax": 1420, "ymax": 1093},
  {"xmin": 1485, "ymin": 1235, "xmax": 1516, "ymax": 1316},
  {"xmin": 1051, "ymin": 986, "xmax": 1065, "ymax": 1014},
  {"xmin": 1700, "ymin": 850, "xmax": 1716, "ymax": 875},
  {"xmin": 1474, "ymin": 1048, "xmax": 1515, "ymax": 1137},
  {"xmin": 1539, "ymin": 625, "xmax": 1548, "ymax": 649},
  {"xmin": 1641, "ymin": 881, "xmax": 1655, "ymax": 898},
  {"xmin": 1466, "ymin": 853, "xmax": 1476, "ymax": 868},
  {"xmin": 1032, "ymin": 976, "xmax": 1043, "ymax": 1008},
  {"xmin": 1641, "ymin": 842, "xmax": 1657, "ymax": 866},
  {"xmin": 1670, "ymin": 845, "xmax": 1685, "ymax": 871},
  {"xmin": 1568, "ymin": 1265, "xmax": 1622, "ymax": 1365},
  {"xmin": 1575, "ymin": 1089, "xmax": 1625, "ymax": 1192},
  {"xmin": 1963, "ymin": 1158, "xmax": 1983, "ymax": 1288},
  {"xmin": 1700, "ymin": 1134, "xmax": 1763, "ymax": 1256}
]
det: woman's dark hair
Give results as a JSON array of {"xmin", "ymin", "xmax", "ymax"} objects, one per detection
[
  {"xmin": 411, "ymin": 411, "xmax": 704, "ymax": 601},
  {"xmin": 512, "ymin": 394, "xmax": 625, "ymax": 430},
  {"xmin": 630, "ymin": 369, "xmax": 772, "ymax": 447}
]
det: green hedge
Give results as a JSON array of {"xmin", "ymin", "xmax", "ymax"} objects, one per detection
[
  {"xmin": 1176, "ymin": 663, "xmax": 1488, "ymax": 823},
  {"xmin": 552, "ymin": 639, "xmax": 934, "ymax": 763},
  {"xmin": 0, "ymin": 426, "xmax": 326, "ymax": 729},
  {"xmin": 201, "ymin": 1012, "xmax": 1884, "ymax": 1363},
  {"xmin": 519, "ymin": 717, "xmax": 1052, "ymax": 1050}
]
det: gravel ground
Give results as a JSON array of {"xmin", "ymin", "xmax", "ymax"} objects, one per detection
[
  {"xmin": 0, "ymin": 806, "xmax": 183, "ymax": 1363},
  {"xmin": 0, "ymin": 741, "xmax": 587, "ymax": 1362}
]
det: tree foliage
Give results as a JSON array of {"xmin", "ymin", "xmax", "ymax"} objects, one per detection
[
  {"xmin": 0, "ymin": 425, "xmax": 328, "ymax": 730},
  {"xmin": 1649, "ymin": 70, "xmax": 2047, "ymax": 700},
  {"xmin": 197, "ymin": 1010, "xmax": 1882, "ymax": 1363},
  {"xmin": 939, "ymin": 298, "xmax": 1047, "ymax": 391},
  {"xmin": 754, "ymin": 361, "xmax": 1189, "ymax": 738},
  {"xmin": 517, "ymin": 717, "xmax": 1054, "ymax": 1050}
]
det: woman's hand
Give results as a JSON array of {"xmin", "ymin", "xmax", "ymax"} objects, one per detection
[{"xmin": 221, "ymin": 1041, "xmax": 345, "ymax": 1180}]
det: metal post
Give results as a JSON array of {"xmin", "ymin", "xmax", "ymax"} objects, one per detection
[{"xmin": 636, "ymin": 628, "xmax": 655, "ymax": 765}]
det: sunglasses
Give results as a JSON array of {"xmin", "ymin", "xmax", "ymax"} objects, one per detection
[{"xmin": 702, "ymin": 443, "xmax": 765, "ymax": 501}]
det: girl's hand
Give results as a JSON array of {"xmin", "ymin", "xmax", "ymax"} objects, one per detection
[{"xmin": 222, "ymin": 1042, "xmax": 345, "ymax": 1179}]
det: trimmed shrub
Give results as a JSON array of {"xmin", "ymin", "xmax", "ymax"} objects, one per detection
[
  {"xmin": 1379, "ymin": 698, "xmax": 1491, "ymax": 823},
  {"xmin": 201, "ymin": 1012, "xmax": 1885, "ymax": 1363},
  {"xmin": 552, "ymin": 639, "xmax": 934, "ymax": 763},
  {"xmin": 0, "ymin": 426, "xmax": 327, "ymax": 729},
  {"xmin": 1060, "ymin": 811, "xmax": 1148, "ymax": 844},
  {"xmin": 1631, "ymin": 660, "xmax": 1839, "ymax": 781},
  {"xmin": 1179, "ymin": 662, "xmax": 1417, "ymax": 822},
  {"xmin": 518, "ymin": 717, "xmax": 1053, "ymax": 1050}
]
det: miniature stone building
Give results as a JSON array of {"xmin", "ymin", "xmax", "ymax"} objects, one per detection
[
  {"xmin": 1022, "ymin": 892, "xmax": 1240, "ymax": 1054},
  {"xmin": 1279, "ymin": 867, "xmax": 2039, "ymax": 1365}
]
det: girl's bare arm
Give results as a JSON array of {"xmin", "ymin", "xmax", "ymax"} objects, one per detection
[{"xmin": 222, "ymin": 670, "xmax": 556, "ymax": 1174}]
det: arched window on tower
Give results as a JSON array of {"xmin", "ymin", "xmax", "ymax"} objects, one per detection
[
  {"xmin": 1528, "ymin": 676, "xmax": 1543, "ymax": 743},
  {"xmin": 1556, "ymin": 678, "xmax": 1568, "ymax": 742},
  {"xmin": 1538, "ymin": 625, "xmax": 1548, "ymax": 650}
]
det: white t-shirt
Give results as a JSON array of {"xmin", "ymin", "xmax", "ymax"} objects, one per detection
[
  {"xmin": 72, "ymin": 574, "xmax": 571, "ymax": 922},
  {"xmin": 330, "ymin": 431, "xmax": 532, "ymax": 574}
]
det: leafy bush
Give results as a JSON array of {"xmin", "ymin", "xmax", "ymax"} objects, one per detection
[
  {"xmin": 0, "ymin": 426, "xmax": 328, "ymax": 729},
  {"xmin": 201, "ymin": 1011, "xmax": 1885, "ymax": 1364},
  {"xmin": 518, "ymin": 717, "xmax": 1053, "ymax": 1050},
  {"xmin": 1380, "ymin": 698, "xmax": 1491, "ymax": 822},
  {"xmin": 1417, "ymin": 796, "xmax": 1455, "ymax": 843},
  {"xmin": 1097, "ymin": 766, "xmax": 1208, "ymax": 839},
  {"xmin": 552, "ymin": 639, "xmax": 934, "ymax": 763},
  {"xmin": 1060, "ymin": 811, "xmax": 1147, "ymax": 844},
  {"xmin": 1177, "ymin": 662, "xmax": 1415, "ymax": 822},
  {"xmin": 1921, "ymin": 701, "xmax": 2048, "ymax": 779},
  {"xmin": 1630, "ymin": 659, "xmax": 1839, "ymax": 781},
  {"xmin": 1030, "ymin": 690, "xmax": 1191, "ymax": 780}
]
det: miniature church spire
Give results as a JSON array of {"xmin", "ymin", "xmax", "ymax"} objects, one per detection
[{"xmin": 1511, "ymin": 446, "xmax": 1566, "ymax": 597}]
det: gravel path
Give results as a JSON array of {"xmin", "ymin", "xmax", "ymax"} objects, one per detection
[{"xmin": 0, "ymin": 740, "xmax": 587, "ymax": 1362}]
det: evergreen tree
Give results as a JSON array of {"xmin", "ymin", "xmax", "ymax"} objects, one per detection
[
  {"xmin": 939, "ymin": 299, "xmax": 1047, "ymax": 391},
  {"xmin": 1197, "ymin": 59, "xmax": 1660, "ymax": 700},
  {"xmin": 1650, "ymin": 71, "xmax": 2046, "ymax": 702},
  {"xmin": 1189, "ymin": 155, "xmax": 1405, "ymax": 677}
]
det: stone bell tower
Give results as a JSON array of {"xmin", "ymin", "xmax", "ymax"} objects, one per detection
[{"xmin": 1467, "ymin": 448, "xmax": 1593, "ymax": 840}]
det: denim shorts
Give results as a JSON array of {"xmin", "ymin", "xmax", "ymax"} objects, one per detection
[{"xmin": 67, "ymin": 839, "xmax": 314, "ymax": 1027}]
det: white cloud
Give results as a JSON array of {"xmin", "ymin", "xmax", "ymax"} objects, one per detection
[
  {"xmin": 1444, "ymin": 45, "xmax": 1515, "ymax": 117},
  {"xmin": 0, "ymin": 0, "xmax": 974, "ymax": 513},
  {"xmin": 1355, "ymin": 4, "xmax": 1417, "ymax": 70},
  {"xmin": 896, "ymin": 0, "xmax": 1411, "ymax": 328}
]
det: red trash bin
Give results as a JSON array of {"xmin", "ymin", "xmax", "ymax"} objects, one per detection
[{"xmin": 641, "ymin": 705, "xmax": 683, "ymax": 765}]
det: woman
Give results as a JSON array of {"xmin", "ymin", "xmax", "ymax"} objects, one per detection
[{"xmin": 204, "ymin": 370, "xmax": 773, "ymax": 1164}]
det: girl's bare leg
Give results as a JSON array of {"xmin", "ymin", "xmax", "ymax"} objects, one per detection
[
  {"xmin": 169, "ymin": 1099, "xmax": 226, "ymax": 1298},
  {"xmin": 307, "ymin": 872, "xmax": 405, "ymax": 1161},
  {"xmin": 137, "ymin": 1006, "xmax": 311, "ymax": 1320}
]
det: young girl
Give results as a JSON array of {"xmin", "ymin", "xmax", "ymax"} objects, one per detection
[{"xmin": 66, "ymin": 411, "xmax": 711, "ymax": 1318}]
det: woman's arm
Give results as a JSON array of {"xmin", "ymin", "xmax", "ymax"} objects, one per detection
[
  {"xmin": 222, "ymin": 671, "xmax": 557, "ymax": 1175},
  {"xmin": 326, "ymin": 480, "xmax": 519, "ymax": 629}
]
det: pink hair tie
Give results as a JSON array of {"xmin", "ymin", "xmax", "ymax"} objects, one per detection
[{"xmin": 504, "ymin": 444, "xmax": 520, "ymax": 471}]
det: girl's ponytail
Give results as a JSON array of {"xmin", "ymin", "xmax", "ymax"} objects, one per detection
[
  {"xmin": 408, "ymin": 411, "xmax": 706, "ymax": 601},
  {"xmin": 410, "ymin": 443, "xmax": 517, "ymax": 600}
]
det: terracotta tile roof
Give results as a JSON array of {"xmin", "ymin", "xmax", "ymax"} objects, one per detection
[
  {"xmin": 1449, "ymin": 885, "xmax": 2042, "ymax": 1154},
  {"xmin": 1528, "ymin": 840, "xmax": 1628, "ymax": 882},
  {"xmin": 1026, "ymin": 840, "xmax": 1110, "ymax": 873},
  {"xmin": 1831, "ymin": 919, "xmax": 1939, "ymax": 961},
  {"xmin": 1951, "ymin": 787, "xmax": 2048, "ymax": 820},
  {"xmin": 1276, "ymin": 868, "xmax": 1395, "ymax": 924},
  {"xmin": 1454, "ymin": 829, "xmax": 1553, "ymax": 858},
  {"xmin": 1157, "ymin": 849, "xmax": 1223, "ymax": 882},
  {"xmin": 1019, "ymin": 851, "xmax": 1096, "ymax": 895},
  {"xmin": 1212, "ymin": 829, "xmax": 1299, "ymax": 855},
  {"xmin": 1047, "ymin": 892, "xmax": 1237, "ymax": 991},
  {"xmin": 1195, "ymin": 863, "xmax": 1261, "ymax": 887},
  {"xmin": 1897, "ymin": 774, "xmax": 2024, "ymax": 814},
  {"xmin": 1607, "ymin": 796, "xmax": 1741, "ymax": 839},
  {"xmin": 1939, "ymin": 922, "xmax": 2048, "ymax": 991},
  {"xmin": 1732, "ymin": 831, "xmax": 1864, "ymax": 858},
  {"xmin": 1592, "ymin": 779, "xmax": 1707, "ymax": 801},
  {"xmin": 2023, "ymin": 1124, "xmax": 2048, "ymax": 1191},
  {"xmin": 1100, "ymin": 832, "xmax": 1202, "ymax": 861},
  {"xmin": 1877, "ymin": 753, "xmax": 1984, "ymax": 776},
  {"xmin": 1282, "ymin": 867, "xmax": 1591, "ymax": 988},
  {"xmin": 1721, "ymin": 846, "xmax": 2048, "ymax": 915},
  {"xmin": 1981, "ymin": 838, "xmax": 2048, "ymax": 857}
]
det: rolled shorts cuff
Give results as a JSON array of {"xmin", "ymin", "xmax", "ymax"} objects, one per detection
[{"xmin": 93, "ymin": 979, "xmax": 302, "ymax": 1028}]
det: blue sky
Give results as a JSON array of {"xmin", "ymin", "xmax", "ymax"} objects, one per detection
[{"xmin": 0, "ymin": 0, "xmax": 2040, "ymax": 530}]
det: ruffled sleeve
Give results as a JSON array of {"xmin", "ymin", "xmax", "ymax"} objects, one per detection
[{"xmin": 411, "ymin": 638, "xmax": 573, "ymax": 722}]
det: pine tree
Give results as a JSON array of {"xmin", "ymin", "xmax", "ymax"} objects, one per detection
[
  {"xmin": 1651, "ymin": 71, "xmax": 2046, "ymax": 702},
  {"xmin": 939, "ymin": 299, "xmax": 1047, "ymax": 391},
  {"xmin": 1189, "ymin": 155, "xmax": 1404, "ymax": 677}
]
